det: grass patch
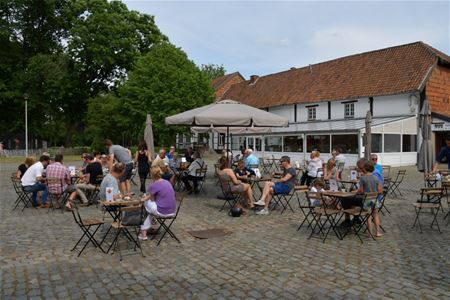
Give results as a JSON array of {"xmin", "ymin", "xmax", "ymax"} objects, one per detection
[{"xmin": 0, "ymin": 155, "xmax": 82, "ymax": 164}]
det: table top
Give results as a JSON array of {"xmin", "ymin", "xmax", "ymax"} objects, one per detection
[
  {"xmin": 101, "ymin": 199, "xmax": 142, "ymax": 206},
  {"xmin": 322, "ymin": 191, "xmax": 357, "ymax": 198}
]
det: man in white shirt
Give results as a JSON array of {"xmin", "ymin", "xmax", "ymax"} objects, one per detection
[{"xmin": 21, "ymin": 155, "xmax": 51, "ymax": 208}]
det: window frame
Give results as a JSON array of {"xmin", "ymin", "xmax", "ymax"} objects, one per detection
[
  {"xmin": 307, "ymin": 107, "xmax": 317, "ymax": 121},
  {"xmin": 344, "ymin": 102, "xmax": 355, "ymax": 118}
]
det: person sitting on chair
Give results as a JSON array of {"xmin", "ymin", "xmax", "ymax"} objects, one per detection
[
  {"xmin": 300, "ymin": 151, "xmax": 323, "ymax": 186},
  {"xmin": 218, "ymin": 156, "xmax": 254, "ymax": 209},
  {"xmin": 182, "ymin": 152, "xmax": 206, "ymax": 194},
  {"xmin": 139, "ymin": 166, "xmax": 176, "ymax": 241},
  {"xmin": 152, "ymin": 148, "xmax": 175, "ymax": 186},
  {"xmin": 235, "ymin": 160, "xmax": 251, "ymax": 183},
  {"xmin": 254, "ymin": 155, "xmax": 296, "ymax": 215}
]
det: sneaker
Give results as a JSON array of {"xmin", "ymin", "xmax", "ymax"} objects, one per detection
[
  {"xmin": 138, "ymin": 234, "xmax": 148, "ymax": 241},
  {"xmin": 256, "ymin": 208, "xmax": 269, "ymax": 215},
  {"xmin": 40, "ymin": 203, "xmax": 49, "ymax": 209},
  {"xmin": 254, "ymin": 199, "xmax": 265, "ymax": 206}
]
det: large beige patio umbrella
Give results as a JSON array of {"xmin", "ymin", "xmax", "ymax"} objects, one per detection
[
  {"xmin": 417, "ymin": 99, "xmax": 434, "ymax": 172},
  {"xmin": 144, "ymin": 114, "xmax": 155, "ymax": 157},
  {"xmin": 165, "ymin": 99, "xmax": 288, "ymax": 153}
]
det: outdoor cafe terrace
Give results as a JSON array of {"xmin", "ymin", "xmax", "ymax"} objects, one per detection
[{"xmin": 1, "ymin": 153, "xmax": 449, "ymax": 299}]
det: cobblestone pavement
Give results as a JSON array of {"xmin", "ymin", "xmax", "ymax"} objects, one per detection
[{"xmin": 1, "ymin": 160, "xmax": 449, "ymax": 299}]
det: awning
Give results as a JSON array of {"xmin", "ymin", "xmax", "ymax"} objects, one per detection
[{"xmin": 262, "ymin": 116, "xmax": 416, "ymax": 134}]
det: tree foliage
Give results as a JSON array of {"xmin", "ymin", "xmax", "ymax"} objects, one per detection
[
  {"xmin": 0, "ymin": 0, "xmax": 166, "ymax": 146},
  {"xmin": 118, "ymin": 43, "xmax": 215, "ymax": 146},
  {"xmin": 200, "ymin": 63, "xmax": 226, "ymax": 80}
]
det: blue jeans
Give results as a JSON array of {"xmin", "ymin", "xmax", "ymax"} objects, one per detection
[{"xmin": 23, "ymin": 182, "xmax": 48, "ymax": 205}]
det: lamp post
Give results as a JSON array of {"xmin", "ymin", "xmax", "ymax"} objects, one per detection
[{"xmin": 23, "ymin": 93, "xmax": 29, "ymax": 157}]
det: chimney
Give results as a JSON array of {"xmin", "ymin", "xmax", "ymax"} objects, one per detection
[{"xmin": 249, "ymin": 75, "xmax": 259, "ymax": 84}]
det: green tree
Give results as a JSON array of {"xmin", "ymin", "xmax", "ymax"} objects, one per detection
[
  {"xmin": 0, "ymin": 0, "xmax": 166, "ymax": 146},
  {"xmin": 117, "ymin": 43, "xmax": 215, "ymax": 146},
  {"xmin": 200, "ymin": 63, "xmax": 226, "ymax": 80}
]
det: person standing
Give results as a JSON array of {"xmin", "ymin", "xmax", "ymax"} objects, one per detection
[
  {"xmin": 21, "ymin": 155, "xmax": 50, "ymax": 208},
  {"xmin": 104, "ymin": 139, "xmax": 133, "ymax": 195},
  {"xmin": 135, "ymin": 141, "xmax": 152, "ymax": 194}
]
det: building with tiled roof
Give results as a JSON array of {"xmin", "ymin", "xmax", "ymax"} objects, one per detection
[
  {"xmin": 211, "ymin": 42, "xmax": 450, "ymax": 167},
  {"xmin": 211, "ymin": 72, "xmax": 245, "ymax": 99}
]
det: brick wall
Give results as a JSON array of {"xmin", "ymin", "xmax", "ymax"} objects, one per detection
[
  {"xmin": 426, "ymin": 64, "xmax": 450, "ymax": 116},
  {"xmin": 215, "ymin": 75, "xmax": 245, "ymax": 99}
]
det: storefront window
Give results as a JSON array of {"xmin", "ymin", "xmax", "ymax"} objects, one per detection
[
  {"xmin": 283, "ymin": 135, "xmax": 303, "ymax": 152},
  {"xmin": 402, "ymin": 134, "xmax": 417, "ymax": 152},
  {"xmin": 331, "ymin": 135, "xmax": 358, "ymax": 154},
  {"xmin": 248, "ymin": 137, "xmax": 254, "ymax": 151},
  {"xmin": 371, "ymin": 134, "xmax": 382, "ymax": 153},
  {"xmin": 306, "ymin": 135, "xmax": 330, "ymax": 153},
  {"xmin": 384, "ymin": 134, "xmax": 401, "ymax": 152},
  {"xmin": 255, "ymin": 137, "xmax": 262, "ymax": 151},
  {"xmin": 264, "ymin": 136, "xmax": 282, "ymax": 152}
]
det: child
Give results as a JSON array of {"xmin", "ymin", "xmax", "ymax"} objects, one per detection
[
  {"xmin": 309, "ymin": 179, "xmax": 325, "ymax": 206},
  {"xmin": 356, "ymin": 160, "xmax": 383, "ymax": 237},
  {"xmin": 235, "ymin": 160, "xmax": 250, "ymax": 183}
]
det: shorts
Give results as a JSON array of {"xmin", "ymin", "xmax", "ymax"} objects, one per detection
[
  {"xmin": 273, "ymin": 182, "xmax": 291, "ymax": 195},
  {"xmin": 119, "ymin": 163, "xmax": 134, "ymax": 182}
]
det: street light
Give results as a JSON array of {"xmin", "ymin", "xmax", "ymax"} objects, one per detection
[{"xmin": 23, "ymin": 93, "xmax": 29, "ymax": 157}]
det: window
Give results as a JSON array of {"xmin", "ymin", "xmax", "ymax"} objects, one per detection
[
  {"xmin": 255, "ymin": 137, "xmax": 262, "ymax": 151},
  {"xmin": 264, "ymin": 136, "xmax": 282, "ymax": 152},
  {"xmin": 218, "ymin": 133, "xmax": 225, "ymax": 146},
  {"xmin": 371, "ymin": 134, "xmax": 382, "ymax": 153},
  {"xmin": 344, "ymin": 103, "xmax": 354, "ymax": 118},
  {"xmin": 307, "ymin": 107, "xmax": 316, "ymax": 120},
  {"xmin": 306, "ymin": 135, "xmax": 330, "ymax": 153},
  {"xmin": 384, "ymin": 134, "xmax": 401, "ymax": 152},
  {"xmin": 402, "ymin": 134, "xmax": 417, "ymax": 152},
  {"xmin": 283, "ymin": 135, "xmax": 303, "ymax": 152},
  {"xmin": 331, "ymin": 135, "xmax": 358, "ymax": 154},
  {"xmin": 248, "ymin": 138, "xmax": 254, "ymax": 151}
]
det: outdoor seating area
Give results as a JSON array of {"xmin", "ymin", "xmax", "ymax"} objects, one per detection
[{"xmin": 2, "ymin": 156, "xmax": 450, "ymax": 298}]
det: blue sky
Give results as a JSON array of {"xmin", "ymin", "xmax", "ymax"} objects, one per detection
[{"xmin": 124, "ymin": 0, "xmax": 450, "ymax": 78}]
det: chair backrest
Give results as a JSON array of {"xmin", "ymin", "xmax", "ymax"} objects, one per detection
[
  {"xmin": 306, "ymin": 191, "xmax": 322, "ymax": 206},
  {"xmin": 218, "ymin": 176, "xmax": 236, "ymax": 198},
  {"xmin": 173, "ymin": 193, "xmax": 185, "ymax": 217},
  {"xmin": 46, "ymin": 177, "xmax": 64, "ymax": 194},
  {"xmin": 11, "ymin": 175, "xmax": 21, "ymax": 193},
  {"xmin": 195, "ymin": 167, "xmax": 207, "ymax": 179},
  {"xmin": 395, "ymin": 170, "xmax": 406, "ymax": 183},
  {"xmin": 337, "ymin": 162, "xmax": 345, "ymax": 172},
  {"xmin": 214, "ymin": 163, "xmax": 220, "ymax": 177},
  {"xmin": 420, "ymin": 187, "xmax": 444, "ymax": 202},
  {"xmin": 381, "ymin": 165, "xmax": 391, "ymax": 177},
  {"xmin": 119, "ymin": 203, "xmax": 145, "ymax": 226}
]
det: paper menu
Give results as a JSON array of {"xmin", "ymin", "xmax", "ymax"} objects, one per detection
[
  {"xmin": 69, "ymin": 166, "xmax": 76, "ymax": 176},
  {"xmin": 329, "ymin": 179, "xmax": 339, "ymax": 191},
  {"xmin": 181, "ymin": 157, "xmax": 187, "ymax": 163},
  {"xmin": 106, "ymin": 187, "xmax": 114, "ymax": 201},
  {"xmin": 253, "ymin": 168, "xmax": 261, "ymax": 178},
  {"xmin": 350, "ymin": 170, "xmax": 358, "ymax": 181}
]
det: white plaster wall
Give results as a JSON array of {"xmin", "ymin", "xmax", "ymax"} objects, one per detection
[
  {"xmin": 373, "ymin": 94, "xmax": 417, "ymax": 117},
  {"xmin": 268, "ymin": 105, "xmax": 295, "ymax": 122}
]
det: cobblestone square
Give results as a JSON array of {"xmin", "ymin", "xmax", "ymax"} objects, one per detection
[{"xmin": 1, "ymin": 160, "xmax": 449, "ymax": 299}]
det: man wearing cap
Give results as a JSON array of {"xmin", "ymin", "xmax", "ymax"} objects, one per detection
[
  {"xmin": 254, "ymin": 156, "xmax": 296, "ymax": 215},
  {"xmin": 21, "ymin": 155, "xmax": 51, "ymax": 208},
  {"xmin": 105, "ymin": 139, "xmax": 133, "ymax": 195}
]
